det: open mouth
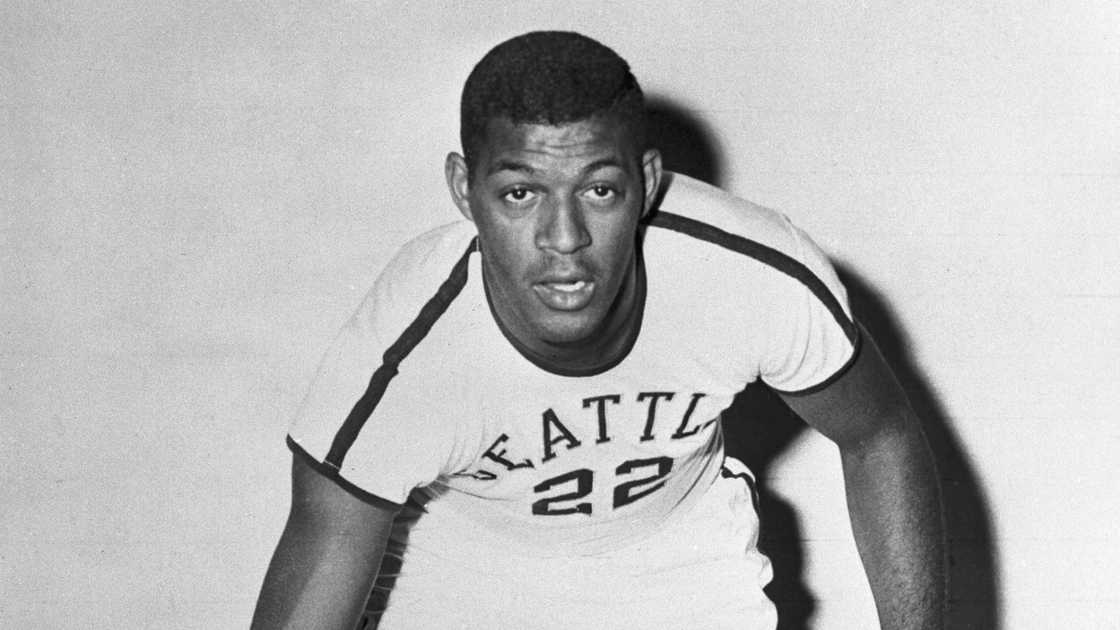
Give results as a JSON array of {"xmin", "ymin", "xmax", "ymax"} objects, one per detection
[{"xmin": 533, "ymin": 279, "xmax": 596, "ymax": 311}]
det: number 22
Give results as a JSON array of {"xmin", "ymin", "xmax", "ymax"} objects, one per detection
[{"xmin": 530, "ymin": 456, "xmax": 674, "ymax": 516}]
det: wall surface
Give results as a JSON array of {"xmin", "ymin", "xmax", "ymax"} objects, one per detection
[{"xmin": 3, "ymin": 1, "xmax": 1117, "ymax": 628}]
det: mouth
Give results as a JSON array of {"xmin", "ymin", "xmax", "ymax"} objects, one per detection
[{"xmin": 532, "ymin": 278, "xmax": 596, "ymax": 311}]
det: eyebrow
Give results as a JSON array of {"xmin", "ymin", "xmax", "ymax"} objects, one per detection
[
  {"xmin": 486, "ymin": 159, "xmax": 536, "ymax": 177},
  {"xmin": 581, "ymin": 158, "xmax": 625, "ymax": 174}
]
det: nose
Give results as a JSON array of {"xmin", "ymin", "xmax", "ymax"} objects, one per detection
[{"xmin": 535, "ymin": 195, "xmax": 591, "ymax": 254}]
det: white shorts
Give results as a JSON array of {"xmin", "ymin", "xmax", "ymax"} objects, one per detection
[{"xmin": 365, "ymin": 456, "xmax": 776, "ymax": 630}]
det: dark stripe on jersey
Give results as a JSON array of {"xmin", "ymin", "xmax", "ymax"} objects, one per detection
[
  {"xmin": 645, "ymin": 210, "xmax": 858, "ymax": 343},
  {"xmin": 288, "ymin": 436, "xmax": 403, "ymax": 511},
  {"xmin": 325, "ymin": 237, "xmax": 477, "ymax": 469}
]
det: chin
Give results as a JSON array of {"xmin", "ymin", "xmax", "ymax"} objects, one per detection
[{"xmin": 535, "ymin": 313, "xmax": 604, "ymax": 347}]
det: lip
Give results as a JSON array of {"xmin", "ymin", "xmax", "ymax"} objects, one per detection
[{"xmin": 532, "ymin": 277, "xmax": 596, "ymax": 311}]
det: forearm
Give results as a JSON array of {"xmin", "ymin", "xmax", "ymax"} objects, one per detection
[{"xmin": 841, "ymin": 419, "xmax": 945, "ymax": 630}]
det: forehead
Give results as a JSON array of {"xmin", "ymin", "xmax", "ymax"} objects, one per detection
[{"xmin": 474, "ymin": 116, "xmax": 639, "ymax": 176}]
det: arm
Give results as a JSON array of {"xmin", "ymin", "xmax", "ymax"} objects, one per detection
[
  {"xmin": 778, "ymin": 327, "xmax": 946, "ymax": 630},
  {"xmin": 251, "ymin": 454, "xmax": 401, "ymax": 630}
]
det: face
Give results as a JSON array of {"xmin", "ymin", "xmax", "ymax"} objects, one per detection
[{"xmin": 446, "ymin": 116, "xmax": 662, "ymax": 355}]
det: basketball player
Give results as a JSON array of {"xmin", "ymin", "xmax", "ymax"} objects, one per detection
[{"xmin": 252, "ymin": 31, "xmax": 945, "ymax": 629}]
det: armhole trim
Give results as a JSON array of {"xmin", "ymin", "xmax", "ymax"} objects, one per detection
[
  {"xmin": 288, "ymin": 436, "xmax": 404, "ymax": 511},
  {"xmin": 770, "ymin": 326, "xmax": 864, "ymax": 397}
]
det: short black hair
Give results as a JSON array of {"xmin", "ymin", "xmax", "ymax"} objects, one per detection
[{"xmin": 460, "ymin": 31, "xmax": 646, "ymax": 172}]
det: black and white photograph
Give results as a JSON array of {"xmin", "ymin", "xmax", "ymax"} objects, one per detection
[{"xmin": 3, "ymin": 2, "xmax": 1117, "ymax": 628}]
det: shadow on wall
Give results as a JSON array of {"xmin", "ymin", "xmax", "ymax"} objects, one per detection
[
  {"xmin": 836, "ymin": 269, "xmax": 1001, "ymax": 630},
  {"xmin": 646, "ymin": 96, "xmax": 1001, "ymax": 630}
]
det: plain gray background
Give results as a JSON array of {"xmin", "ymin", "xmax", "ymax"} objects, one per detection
[{"xmin": 3, "ymin": 1, "xmax": 1117, "ymax": 627}]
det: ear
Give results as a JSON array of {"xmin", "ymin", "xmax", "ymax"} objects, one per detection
[
  {"xmin": 445, "ymin": 152, "xmax": 474, "ymax": 222},
  {"xmin": 640, "ymin": 148, "xmax": 663, "ymax": 218}
]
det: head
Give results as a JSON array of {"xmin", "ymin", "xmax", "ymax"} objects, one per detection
[{"xmin": 446, "ymin": 31, "xmax": 662, "ymax": 359}]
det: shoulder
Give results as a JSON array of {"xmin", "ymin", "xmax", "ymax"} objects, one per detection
[
  {"xmin": 643, "ymin": 172, "xmax": 831, "ymax": 284},
  {"xmin": 351, "ymin": 220, "xmax": 478, "ymax": 343},
  {"xmin": 641, "ymin": 172, "xmax": 858, "ymax": 356},
  {"xmin": 643, "ymin": 172, "xmax": 801, "ymax": 259},
  {"xmin": 377, "ymin": 220, "xmax": 478, "ymax": 290}
]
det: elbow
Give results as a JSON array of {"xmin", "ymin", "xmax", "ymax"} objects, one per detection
[{"xmin": 838, "ymin": 408, "xmax": 933, "ymax": 468}]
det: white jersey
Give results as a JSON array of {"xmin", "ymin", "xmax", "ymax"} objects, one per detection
[{"xmin": 287, "ymin": 172, "xmax": 858, "ymax": 627}]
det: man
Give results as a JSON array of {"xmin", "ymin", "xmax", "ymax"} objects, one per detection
[{"xmin": 252, "ymin": 31, "xmax": 945, "ymax": 629}]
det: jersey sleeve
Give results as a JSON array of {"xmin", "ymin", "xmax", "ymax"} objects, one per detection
[
  {"xmin": 757, "ymin": 220, "xmax": 861, "ymax": 395},
  {"xmin": 287, "ymin": 230, "xmax": 473, "ymax": 506}
]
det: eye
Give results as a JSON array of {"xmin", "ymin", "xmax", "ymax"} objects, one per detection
[
  {"xmin": 501, "ymin": 186, "xmax": 537, "ymax": 204},
  {"xmin": 583, "ymin": 184, "xmax": 617, "ymax": 203}
]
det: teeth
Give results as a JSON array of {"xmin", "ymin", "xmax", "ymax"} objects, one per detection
[{"xmin": 551, "ymin": 280, "xmax": 587, "ymax": 292}]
